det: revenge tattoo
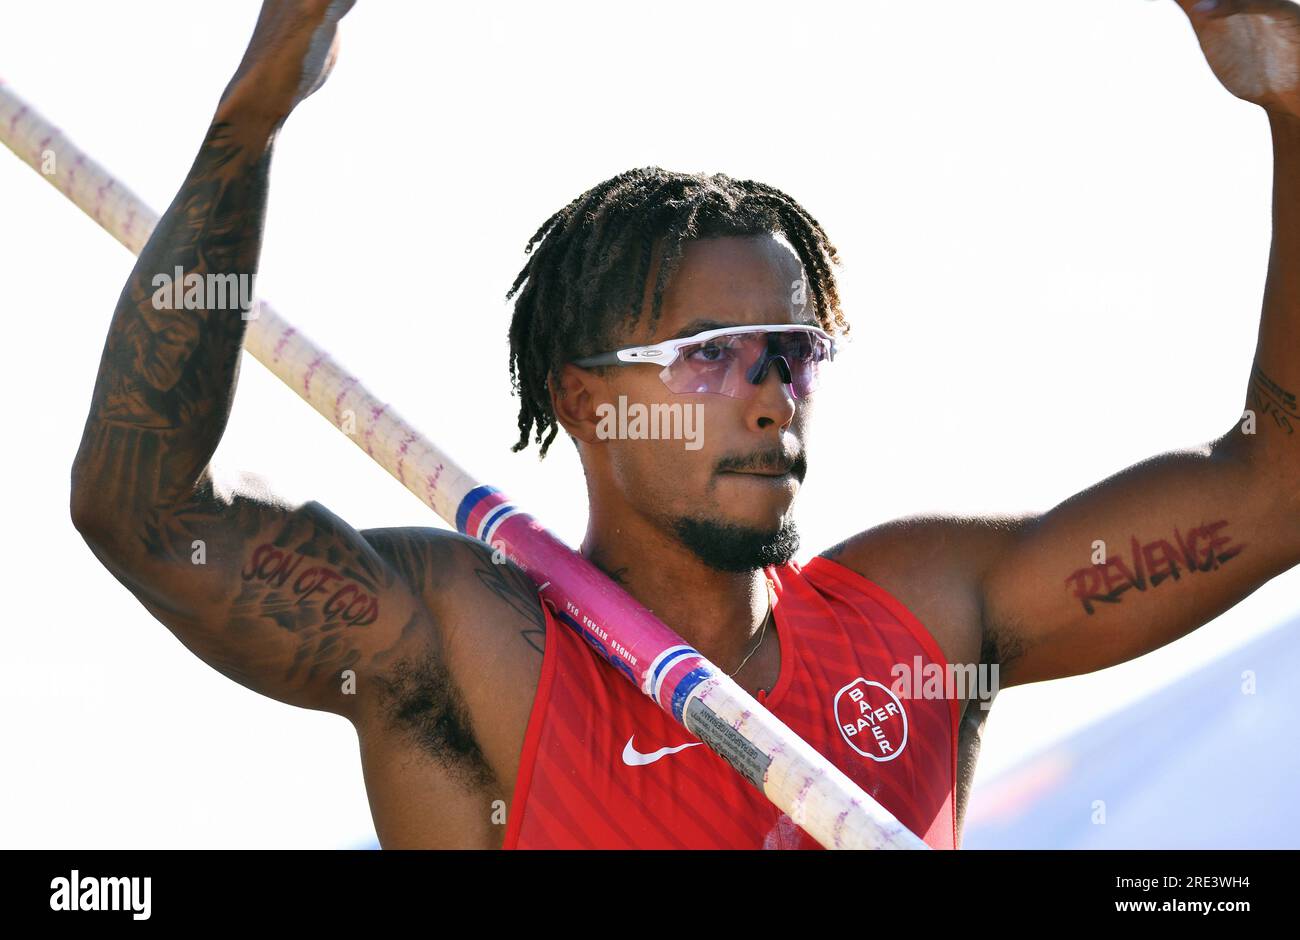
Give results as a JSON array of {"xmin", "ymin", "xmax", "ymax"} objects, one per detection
[{"xmin": 1064, "ymin": 519, "xmax": 1246, "ymax": 615}]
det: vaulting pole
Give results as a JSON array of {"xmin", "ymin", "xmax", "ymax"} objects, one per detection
[{"xmin": 0, "ymin": 80, "xmax": 927, "ymax": 850}]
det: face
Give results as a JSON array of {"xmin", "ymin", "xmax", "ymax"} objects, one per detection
[{"xmin": 560, "ymin": 233, "xmax": 822, "ymax": 572}]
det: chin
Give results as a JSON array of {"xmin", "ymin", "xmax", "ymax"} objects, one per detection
[{"xmin": 670, "ymin": 514, "xmax": 801, "ymax": 573}]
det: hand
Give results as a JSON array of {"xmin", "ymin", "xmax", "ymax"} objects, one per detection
[
  {"xmin": 1174, "ymin": 0, "xmax": 1300, "ymax": 117},
  {"xmin": 218, "ymin": 0, "xmax": 357, "ymax": 127}
]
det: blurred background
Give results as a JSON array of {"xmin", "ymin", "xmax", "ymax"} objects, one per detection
[
  {"xmin": 1, "ymin": 0, "xmax": 1295, "ymax": 849},
  {"xmin": 962, "ymin": 612, "xmax": 1300, "ymax": 848}
]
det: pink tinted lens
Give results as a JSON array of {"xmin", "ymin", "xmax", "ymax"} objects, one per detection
[{"xmin": 658, "ymin": 330, "xmax": 830, "ymax": 399}]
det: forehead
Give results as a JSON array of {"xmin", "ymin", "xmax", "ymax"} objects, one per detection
[{"xmin": 635, "ymin": 233, "xmax": 810, "ymax": 343}]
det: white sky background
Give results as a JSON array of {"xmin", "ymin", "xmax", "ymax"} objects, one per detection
[{"xmin": 1, "ymin": 0, "xmax": 1295, "ymax": 848}]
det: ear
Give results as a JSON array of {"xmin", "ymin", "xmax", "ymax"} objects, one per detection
[{"xmin": 551, "ymin": 363, "xmax": 612, "ymax": 446}]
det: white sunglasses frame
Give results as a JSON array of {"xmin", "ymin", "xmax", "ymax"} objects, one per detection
[{"xmin": 570, "ymin": 323, "xmax": 837, "ymax": 369}]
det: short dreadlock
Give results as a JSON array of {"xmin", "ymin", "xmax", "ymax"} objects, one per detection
[{"xmin": 506, "ymin": 167, "xmax": 848, "ymax": 458}]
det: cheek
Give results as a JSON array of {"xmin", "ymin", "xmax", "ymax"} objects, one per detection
[
  {"xmin": 608, "ymin": 435, "xmax": 709, "ymax": 501},
  {"xmin": 610, "ymin": 366, "xmax": 666, "ymax": 401},
  {"xmin": 598, "ymin": 374, "xmax": 733, "ymax": 499},
  {"xmin": 607, "ymin": 372, "xmax": 725, "ymax": 455},
  {"xmin": 603, "ymin": 408, "xmax": 719, "ymax": 513}
]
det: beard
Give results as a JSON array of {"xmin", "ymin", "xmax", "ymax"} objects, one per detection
[{"xmin": 670, "ymin": 514, "xmax": 801, "ymax": 572}]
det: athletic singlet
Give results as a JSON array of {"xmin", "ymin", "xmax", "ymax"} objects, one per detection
[{"xmin": 502, "ymin": 555, "xmax": 959, "ymax": 849}]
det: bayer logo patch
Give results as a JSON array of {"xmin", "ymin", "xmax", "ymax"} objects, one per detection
[{"xmin": 834, "ymin": 677, "xmax": 909, "ymax": 762}]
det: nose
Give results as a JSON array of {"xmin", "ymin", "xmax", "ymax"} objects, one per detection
[{"xmin": 745, "ymin": 360, "xmax": 797, "ymax": 432}]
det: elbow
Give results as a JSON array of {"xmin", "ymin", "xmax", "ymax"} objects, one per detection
[
  {"xmin": 70, "ymin": 491, "xmax": 114, "ymax": 559},
  {"xmin": 70, "ymin": 454, "xmax": 124, "ymax": 537},
  {"xmin": 70, "ymin": 484, "xmax": 101, "ymax": 535},
  {"xmin": 70, "ymin": 486, "xmax": 138, "ymax": 570},
  {"xmin": 70, "ymin": 477, "xmax": 120, "ymax": 548},
  {"xmin": 70, "ymin": 453, "xmax": 98, "ymax": 531},
  {"xmin": 1215, "ymin": 428, "xmax": 1300, "ymax": 521}
]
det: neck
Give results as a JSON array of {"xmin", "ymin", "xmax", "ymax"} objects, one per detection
[{"xmin": 579, "ymin": 501, "xmax": 777, "ymax": 682}]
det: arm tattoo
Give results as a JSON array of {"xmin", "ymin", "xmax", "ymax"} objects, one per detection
[
  {"xmin": 358, "ymin": 527, "xmax": 449, "ymax": 596},
  {"xmin": 67, "ymin": 119, "xmax": 402, "ymax": 696},
  {"xmin": 1063, "ymin": 519, "xmax": 1246, "ymax": 615},
  {"xmin": 471, "ymin": 554, "xmax": 546, "ymax": 655},
  {"xmin": 73, "ymin": 121, "xmax": 270, "ymax": 518},
  {"xmin": 1247, "ymin": 365, "xmax": 1297, "ymax": 436},
  {"xmin": 165, "ymin": 491, "xmax": 397, "ymax": 688}
]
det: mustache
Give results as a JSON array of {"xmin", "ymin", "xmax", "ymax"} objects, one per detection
[{"xmin": 716, "ymin": 447, "xmax": 808, "ymax": 481}]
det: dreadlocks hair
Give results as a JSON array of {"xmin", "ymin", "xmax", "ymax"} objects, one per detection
[{"xmin": 505, "ymin": 166, "xmax": 849, "ymax": 458}]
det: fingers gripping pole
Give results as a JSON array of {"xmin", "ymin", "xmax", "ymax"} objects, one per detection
[{"xmin": 0, "ymin": 81, "xmax": 929, "ymax": 851}]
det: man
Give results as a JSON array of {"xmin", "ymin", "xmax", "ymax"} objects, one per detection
[{"xmin": 71, "ymin": 0, "xmax": 1300, "ymax": 849}]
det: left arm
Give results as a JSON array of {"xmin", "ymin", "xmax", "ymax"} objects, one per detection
[{"xmin": 982, "ymin": 0, "xmax": 1300, "ymax": 687}]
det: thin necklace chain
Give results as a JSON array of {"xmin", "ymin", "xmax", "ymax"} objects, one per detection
[{"xmin": 727, "ymin": 578, "xmax": 776, "ymax": 679}]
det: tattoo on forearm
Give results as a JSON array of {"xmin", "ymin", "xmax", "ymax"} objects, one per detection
[
  {"xmin": 71, "ymin": 118, "xmax": 439, "ymax": 702},
  {"xmin": 74, "ymin": 121, "xmax": 270, "ymax": 517},
  {"xmin": 1248, "ymin": 365, "xmax": 1297, "ymax": 435},
  {"xmin": 1064, "ymin": 519, "xmax": 1246, "ymax": 614}
]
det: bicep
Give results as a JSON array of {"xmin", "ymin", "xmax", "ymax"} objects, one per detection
[
  {"xmin": 982, "ymin": 435, "xmax": 1300, "ymax": 688},
  {"xmin": 77, "ymin": 467, "xmax": 434, "ymax": 718}
]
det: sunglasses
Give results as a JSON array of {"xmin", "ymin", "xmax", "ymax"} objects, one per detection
[{"xmin": 570, "ymin": 323, "xmax": 837, "ymax": 400}]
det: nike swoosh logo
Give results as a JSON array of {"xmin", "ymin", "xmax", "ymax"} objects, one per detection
[{"xmin": 621, "ymin": 735, "xmax": 703, "ymax": 766}]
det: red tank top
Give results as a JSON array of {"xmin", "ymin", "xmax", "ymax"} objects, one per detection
[{"xmin": 502, "ymin": 555, "xmax": 959, "ymax": 849}]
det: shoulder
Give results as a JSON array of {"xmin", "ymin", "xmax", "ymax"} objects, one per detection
[
  {"xmin": 356, "ymin": 525, "xmax": 548, "ymax": 657},
  {"xmin": 818, "ymin": 512, "xmax": 1035, "ymax": 670},
  {"xmin": 821, "ymin": 512, "xmax": 1034, "ymax": 569},
  {"xmin": 354, "ymin": 526, "xmax": 548, "ymax": 788},
  {"xmin": 357, "ymin": 525, "xmax": 462, "ymax": 595},
  {"xmin": 357, "ymin": 525, "xmax": 547, "ymax": 647}
]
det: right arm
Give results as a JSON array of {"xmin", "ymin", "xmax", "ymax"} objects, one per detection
[{"xmin": 68, "ymin": 1, "xmax": 426, "ymax": 721}]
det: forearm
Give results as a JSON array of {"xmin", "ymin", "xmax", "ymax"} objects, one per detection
[
  {"xmin": 70, "ymin": 104, "xmax": 279, "ymax": 525},
  {"xmin": 1239, "ymin": 111, "xmax": 1300, "ymax": 480}
]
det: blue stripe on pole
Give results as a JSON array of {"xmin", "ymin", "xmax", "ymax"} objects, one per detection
[
  {"xmin": 478, "ymin": 501, "xmax": 515, "ymax": 542},
  {"xmin": 671, "ymin": 666, "xmax": 711, "ymax": 722},
  {"xmin": 455, "ymin": 484, "xmax": 498, "ymax": 535},
  {"xmin": 652, "ymin": 647, "xmax": 696, "ymax": 696}
]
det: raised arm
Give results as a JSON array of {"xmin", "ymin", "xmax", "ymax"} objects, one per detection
[
  {"xmin": 976, "ymin": 0, "xmax": 1300, "ymax": 686},
  {"xmin": 823, "ymin": 2, "xmax": 1300, "ymax": 695},
  {"xmin": 67, "ymin": 0, "xmax": 430, "ymax": 719}
]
